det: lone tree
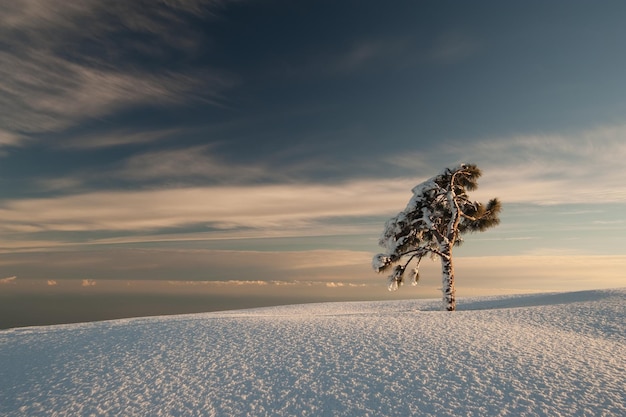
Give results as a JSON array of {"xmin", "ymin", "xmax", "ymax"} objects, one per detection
[{"xmin": 372, "ymin": 164, "xmax": 501, "ymax": 311}]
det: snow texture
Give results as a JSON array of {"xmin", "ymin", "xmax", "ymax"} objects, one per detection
[{"xmin": 1, "ymin": 289, "xmax": 624, "ymax": 416}]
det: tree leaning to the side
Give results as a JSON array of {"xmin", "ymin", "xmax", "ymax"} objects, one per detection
[{"xmin": 373, "ymin": 164, "xmax": 501, "ymax": 311}]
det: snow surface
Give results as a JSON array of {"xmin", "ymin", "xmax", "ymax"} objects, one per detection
[{"xmin": 1, "ymin": 289, "xmax": 624, "ymax": 416}]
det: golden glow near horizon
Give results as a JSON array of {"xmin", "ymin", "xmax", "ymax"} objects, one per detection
[{"xmin": 2, "ymin": 253, "xmax": 625, "ymax": 296}]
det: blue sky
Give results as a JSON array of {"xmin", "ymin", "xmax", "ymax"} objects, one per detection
[{"xmin": 1, "ymin": 0, "xmax": 625, "ymax": 304}]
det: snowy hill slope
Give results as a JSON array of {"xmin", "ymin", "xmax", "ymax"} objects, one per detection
[{"xmin": 1, "ymin": 289, "xmax": 624, "ymax": 416}]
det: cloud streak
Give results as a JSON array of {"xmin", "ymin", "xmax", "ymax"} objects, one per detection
[
  {"xmin": 389, "ymin": 124, "xmax": 626, "ymax": 205},
  {"xmin": 59, "ymin": 128, "xmax": 185, "ymax": 150},
  {"xmin": 117, "ymin": 145, "xmax": 273, "ymax": 183},
  {"xmin": 167, "ymin": 280, "xmax": 368, "ymax": 288},
  {"xmin": 0, "ymin": 0, "xmax": 235, "ymax": 144},
  {"xmin": 0, "ymin": 276, "xmax": 17, "ymax": 284},
  {"xmin": 0, "ymin": 180, "xmax": 415, "ymax": 234}
]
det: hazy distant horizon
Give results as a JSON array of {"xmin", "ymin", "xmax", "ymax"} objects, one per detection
[
  {"xmin": 0, "ymin": 286, "xmax": 440, "ymax": 329},
  {"xmin": 3, "ymin": 251, "xmax": 626, "ymax": 329},
  {"xmin": 0, "ymin": 276, "xmax": 625, "ymax": 329}
]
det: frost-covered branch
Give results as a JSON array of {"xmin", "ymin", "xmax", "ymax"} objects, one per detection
[{"xmin": 372, "ymin": 163, "xmax": 501, "ymax": 311}]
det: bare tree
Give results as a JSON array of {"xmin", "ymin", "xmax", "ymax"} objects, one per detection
[{"xmin": 373, "ymin": 164, "xmax": 501, "ymax": 311}]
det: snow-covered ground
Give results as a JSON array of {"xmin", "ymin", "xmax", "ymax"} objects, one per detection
[{"xmin": 1, "ymin": 289, "xmax": 624, "ymax": 416}]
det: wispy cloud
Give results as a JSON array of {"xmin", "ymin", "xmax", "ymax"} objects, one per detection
[
  {"xmin": 34, "ymin": 177, "xmax": 86, "ymax": 193},
  {"xmin": 0, "ymin": 1, "xmax": 235, "ymax": 143},
  {"xmin": 81, "ymin": 279, "xmax": 97, "ymax": 287},
  {"xmin": 325, "ymin": 282, "xmax": 367, "ymax": 288},
  {"xmin": 475, "ymin": 128, "xmax": 626, "ymax": 205},
  {"xmin": 167, "ymin": 280, "xmax": 367, "ymax": 288},
  {"xmin": 0, "ymin": 130, "xmax": 24, "ymax": 147},
  {"xmin": 117, "ymin": 145, "xmax": 272, "ymax": 183},
  {"xmin": 0, "ymin": 49, "xmax": 229, "ymax": 134},
  {"xmin": 35, "ymin": 141, "xmax": 246, "ymax": 192},
  {"xmin": 0, "ymin": 179, "xmax": 414, "ymax": 234},
  {"xmin": 60, "ymin": 128, "xmax": 185, "ymax": 149},
  {"xmin": 0, "ymin": 276, "xmax": 17, "ymax": 284},
  {"xmin": 0, "ymin": 1, "xmax": 227, "ymax": 55},
  {"xmin": 389, "ymin": 124, "xmax": 626, "ymax": 205},
  {"xmin": 592, "ymin": 220, "xmax": 624, "ymax": 225}
]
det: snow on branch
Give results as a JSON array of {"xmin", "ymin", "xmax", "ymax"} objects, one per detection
[{"xmin": 372, "ymin": 164, "xmax": 501, "ymax": 309}]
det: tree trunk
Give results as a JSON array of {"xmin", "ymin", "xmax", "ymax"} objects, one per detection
[{"xmin": 440, "ymin": 246, "xmax": 456, "ymax": 311}]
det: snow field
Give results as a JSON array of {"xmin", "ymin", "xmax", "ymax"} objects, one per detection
[{"xmin": 1, "ymin": 289, "xmax": 624, "ymax": 416}]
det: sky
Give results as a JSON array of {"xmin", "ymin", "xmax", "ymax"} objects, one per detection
[{"xmin": 1, "ymin": 0, "xmax": 626, "ymax": 319}]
